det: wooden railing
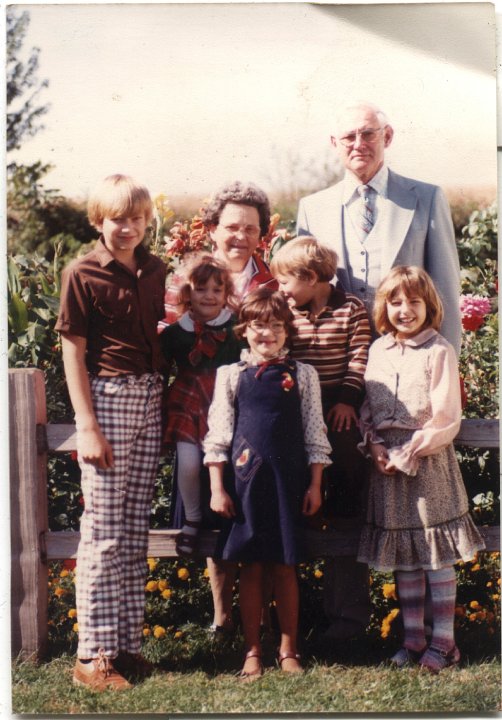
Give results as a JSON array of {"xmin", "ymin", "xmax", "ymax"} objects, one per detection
[{"xmin": 10, "ymin": 368, "xmax": 500, "ymax": 659}]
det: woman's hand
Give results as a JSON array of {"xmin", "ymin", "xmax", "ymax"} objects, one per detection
[
  {"xmin": 210, "ymin": 489, "xmax": 236, "ymax": 518},
  {"xmin": 370, "ymin": 443, "xmax": 396, "ymax": 475}
]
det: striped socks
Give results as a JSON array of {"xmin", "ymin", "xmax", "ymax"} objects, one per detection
[{"xmin": 395, "ymin": 569, "xmax": 427, "ymax": 653}]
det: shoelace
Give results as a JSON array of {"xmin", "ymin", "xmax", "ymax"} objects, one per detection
[{"xmin": 96, "ymin": 648, "xmax": 111, "ymax": 676}]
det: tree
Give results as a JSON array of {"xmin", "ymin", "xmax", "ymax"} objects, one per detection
[{"xmin": 6, "ymin": 7, "xmax": 49, "ymax": 154}]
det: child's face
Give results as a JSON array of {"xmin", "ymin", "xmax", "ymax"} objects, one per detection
[
  {"xmin": 189, "ymin": 276, "xmax": 226, "ymax": 322},
  {"xmin": 98, "ymin": 212, "xmax": 148, "ymax": 257},
  {"xmin": 276, "ymin": 272, "xmax": 316, "ymax": 308},
  {"xmin": 243, "ymin": 317, "xmax": 287, "ymax": 361},
  {"xmin": 386, "ymin": 290, "xmax": 427, "ymax": 339}
]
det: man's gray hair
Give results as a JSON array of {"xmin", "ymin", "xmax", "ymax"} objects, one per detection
[{"xmin": 333, "ymin": 101, "xmax": 391, "ymax": 136}]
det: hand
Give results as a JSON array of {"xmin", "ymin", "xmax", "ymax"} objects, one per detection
[
  {"xmin": 210, "ymin": 490, "xmax": 236, "ymax": 518},
  {"xmin": 327, "ymin": 403, "xmax": 358, "ymax": 432},
  {"xmin": 302, "ymin": 485, "xmax": 322, "ymax": 516},
  {"xmin": 370, "ymin": 443, "xmax": 396, "ymax": 475},
  {"xmin": 78, "ymin": 427, "xmax": 114, "ymax": 469}
]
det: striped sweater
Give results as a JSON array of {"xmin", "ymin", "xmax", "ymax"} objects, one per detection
[{"xmin": 289, "ymin": 286, "xmax": 371, "ymax": 408}]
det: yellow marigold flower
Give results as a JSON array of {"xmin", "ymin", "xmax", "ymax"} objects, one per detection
[
  {"xmin": 54, "ymin": 587, "xmax": 66, "ymax": 598},
  {"xmin": 469, "ymin": 600, "xmax": 481, "ymax": 610},
  {"xmin": 382, "ymin": 583, "xmax": 397, "ymax": 601},
  {"xmin": 60, "ymin": 569, "xmax": 69, "ymax": 578},
  {"xmin": 72, "ymin": 623, "xmax": 79, "ymax": 633},
  {"xmin": 487, "ymin": 581, "xmax": 493, "ymax": 588},
  {"xmin": 492, "ymin": 594, "xmax": 500, "ymax": 601},
  {"xmin": 469, "ymin": 613, "xmax": 477, "ymax": 622},
  {"xmin": 174, "ymin": 631, "xmax": 183, "ymax": 639},
  {"xmin": 145, "ymin": 580, "xmax": 158, "ymax": 593},
  {"xmin": 314, "ymin": 569, "xmax": 323, "ymax": 579},
  {"xmin": 389, "ymin": 608, "xmax": 400, "ymax": 619},
  {"xmin": 153, "ymin": 625, "xmax": 166, "ymax": 639},
  {"xmin": 147, "ymin": 557, "xmax": 158, "ymax": 572},
  {"xmin": 162, "ymin": 589, "xmax": 172, "ymax": 600},
  {"xmin": 67, "ymin": 608, "xmax": 77, "ymax": 619},
  {"xmin": 143, "ymin": 628, "xmax": 151, "ymax": 637},
  {"xmin": 158, "ymin": 579, "xmax": 168, "ymax": 591},
  {"xmin": 177, "ymin": 568, "xmax": 190, "ymax": 581},
  {"xmin": 203, "ymin": 568, "xmax": 210, "ymax": 578},
  {"xmin": 471, "ymin": 564, "xmax": 480, "ymax": 572}
]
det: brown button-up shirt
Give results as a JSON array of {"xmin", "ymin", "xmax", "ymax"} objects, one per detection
[{"xmin": 56, "ymin": 238, "xmax": 167, "ymax": 376}]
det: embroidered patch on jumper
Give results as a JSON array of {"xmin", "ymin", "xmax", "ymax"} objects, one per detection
[
  {"xmin": 281, "ymin": 372, "xmax": 295, "ymax": 391},
  {"xmin": 236, "ymin": 448, "xmax": 250, "ymax": 467}
]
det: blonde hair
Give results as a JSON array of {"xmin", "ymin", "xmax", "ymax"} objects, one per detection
[
  {"xmin": 374, "ymin": 266, "xmax": 444, "ymax": 335},
  {"xmin": 270, "ymin": 236, "xmax": 338, "ymax": 282},
  {"xmin": 87, "ymin": 174, "xmax": 153, "ymax": 228}
]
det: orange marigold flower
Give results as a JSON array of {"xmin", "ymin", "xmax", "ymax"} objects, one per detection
[
  {"xmin": 158, "ymin": 579, "xmax": 168, "ymax": 591},
  {"xmin": 54, "ymin": 587, "xmax": 66, "ymax": 598},
  {"xmin": 145, "ymin": 580, "xmax": 158, "ymax": 592},
  {"xmin": 177, "ymin": 568, "xmax": 190, "ymax": 581},
  {"xmin": 314, "ymin": 569, "xmax": 323, "ymax": 579},
  {"xmin": 153, "ymin": 625, "xmax": 166, "ymax": 639},
  {"xmin": 469, "ymin": 613, "xmax": 478, "ymax": 622},
  {"xmin": 147, "ymin": 557, "xmax": 158, "ymax": 572},
  {"xmin": 59, "ymin": 569, "xmax": 69, "ymax": 578},
  {"xmin": 174, "ymin": 631, "xmax": 183, "ymax": 639},
  {"xmin": 203, "ymin": 568, "xmax": 210, "ymax": 578},
  {"xmin": 67, "ymin": 608, "xmax": 77, "ymax": 619},
  {"xmin": 162, "ymin": 589, "xmax": 172, "ymax": 600},
  {"xmin": 72, "ymin": 623, "xmax": 79, "ymax": 633},
  {"xmin": 471, "ymin": 564, "xmax": 480, "ymax": 572},
  {"xmin": 382, "ymin": 583, "xmax": 397, "ymax": 601},
  {"xmin": 470, "ymin": 600, "xmax": 481, "ymax": 610},
  {"xmin": 143, "ymin": 628, "xmax": 151, "ymax": 637}
]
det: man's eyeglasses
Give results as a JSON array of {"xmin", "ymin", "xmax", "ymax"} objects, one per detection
[
  {"xmin": 338, "ymin": 127, "xmax": 385, "ymax": 147},
  {"xmin": 248, "ymin": 320, "xmax": 286, "ymax": 334}
]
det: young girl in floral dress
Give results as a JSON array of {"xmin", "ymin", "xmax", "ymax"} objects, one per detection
[
  {"xmin": 203, "ymin": 288, "xmax": 332, "ymax": 679},
  {"xmin": 161, "ymin": 254, "xmax": 243, "ymax": 555},
  {"xmin": 357, "ymin": 266, "xmax": 484, "ymax": 672}
]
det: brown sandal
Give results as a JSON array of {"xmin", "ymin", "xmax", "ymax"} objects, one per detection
[
  {"xmin": 238, "ymin": 650, "xmax": 263, "ymax": 682},
  {"xmin": 277, "ymin": 651, "xmax": 303, "ymax": 673}
]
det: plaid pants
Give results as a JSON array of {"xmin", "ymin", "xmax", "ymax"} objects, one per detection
[{"xmin": 76, "ymin": 373, "xmax": 163, "ymax": 659}]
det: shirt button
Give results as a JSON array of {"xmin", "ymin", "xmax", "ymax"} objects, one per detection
[{"xmin": 360, "ymin": 287, "xmax": 366, "ymax": 293}]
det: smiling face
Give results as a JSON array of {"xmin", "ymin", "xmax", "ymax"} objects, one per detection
[
  {"xmin": 386, "ymin": 290, "xmax": 427, "ymax": 339},
  {"xmin": 98, "ymin": 212, "xmax": 147, "ymax": 258},
  {"xmin": 209, "ymin": 203, "xmax": 261, "ymax": 272},
  {"xmin": 189, "ymin": 276, "xmax": 226, "ymax": 323},
  {"xmin": 331, "ymin": 105, "xmax": 393, "ymax": 184},
  {"xmin": 243, "ymin": 318, "xmax": 287, "ymax": 361},
  {"xmin": 275, "ymin": 272, "xmax": 316, "ymax": 308}
]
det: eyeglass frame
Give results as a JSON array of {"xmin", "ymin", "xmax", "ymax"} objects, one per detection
[
  {"xmin": 337, "ymin": 126, "xmax": 387, "ymax": 147},
  {"xmin": 247, "ymin": 320, "xmax": 286, "ymax": 334}
]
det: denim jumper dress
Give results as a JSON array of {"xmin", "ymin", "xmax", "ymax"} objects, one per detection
[{"xmin": 219, "ymin": 359, "xmax": 310, "ymax": 566}]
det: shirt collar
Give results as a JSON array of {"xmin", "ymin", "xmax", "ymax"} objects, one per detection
[
  {"xmin": 382, "ymin": 326, "xmax": 438, "ymax": 349},
  {"xmin": 342, "ymin": 165, "xmax": 389, "ymax": 205},
  {"xmin": 94, "ymin": 236, "xmax": 151, "ymax": 269},
  {"xmin": 178, "ymin": 307, "xmax": 233, "ymax": 331}
]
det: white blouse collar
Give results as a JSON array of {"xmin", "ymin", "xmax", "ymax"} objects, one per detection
[
  {"xmin": 178, "ymin": 307, "xmax": 233, "ymax": 331},
  {"xmin": 382, "ymin": 327, "xmax": 438, "ymax": 349}
]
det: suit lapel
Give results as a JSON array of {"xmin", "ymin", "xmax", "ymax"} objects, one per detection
[{"xmin": 377, "ymin": 170, "xmax": 418, "ymax": 274}]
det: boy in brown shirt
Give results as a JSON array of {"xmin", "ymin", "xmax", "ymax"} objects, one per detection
[{"xmin": 56, "ymin": 174, "xmax": 166, "ymax": 690}]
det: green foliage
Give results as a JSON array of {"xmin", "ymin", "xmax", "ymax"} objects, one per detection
[{"xmin": 457, "ymin": 202, "xmax": 498, "ymax": 296}]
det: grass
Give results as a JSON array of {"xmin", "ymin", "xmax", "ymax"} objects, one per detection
[{"xmin": 12, "ymin": 637, "xmax": 501, "ymax": 715}]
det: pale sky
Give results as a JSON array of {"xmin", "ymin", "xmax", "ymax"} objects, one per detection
[{"xmin": 9, "ymin": 2, "xmax": 498, "ymax": 202}]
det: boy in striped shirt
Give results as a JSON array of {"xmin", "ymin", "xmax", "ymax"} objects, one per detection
[{"xmin": 271, "ymin": 236, "xmax": 372, "ymax": 642}]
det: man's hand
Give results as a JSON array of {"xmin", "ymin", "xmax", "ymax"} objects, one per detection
[
  {"xmin": 327, "ymin": 402, "xmax": 358, "ymax": 432},
  {"xmin": 78, "ymin": 427, "xmax": 114, "ymax": 469}
]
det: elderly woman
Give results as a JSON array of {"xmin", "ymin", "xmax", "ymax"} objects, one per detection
[{"xmin": 165, "ymin": 181, "xmax": 277, "ymax": 638}]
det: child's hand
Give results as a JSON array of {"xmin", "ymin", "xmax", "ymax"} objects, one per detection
[
  {"xmin": 370, "ymin": 443, "xmax": 396, "ymax": 475},
  {"xmin": 78, "ymin": 427, "xmax": 114, "ymax": 469},
  {"xmin": 327, "ymin": 403, "xmax": 358, "ymax": 432},
  {"xmin": 302, "ymin": 485, "xmax": 322, "ymax": 516},
  {"xmin": 210, "ymin": 490, "xmax": 236, "ymax": 518}
]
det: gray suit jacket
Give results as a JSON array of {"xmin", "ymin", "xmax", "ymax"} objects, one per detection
[{"xmin": 296, "ymin": 168, "xmax": 461, "ymax": 354}]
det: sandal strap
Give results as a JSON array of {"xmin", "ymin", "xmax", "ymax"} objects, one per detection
[
  {"xmin": 278, "ymin": 651, "xmax": 301, "ymax": 664},
  {"xmin": 244, "ymin": 650, "xmax": 262, "ymax": 660}
]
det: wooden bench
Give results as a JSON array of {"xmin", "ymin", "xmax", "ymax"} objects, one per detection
[{"xmin": 9, "ymin": 368, "xmax": 500, "ymax": 659}]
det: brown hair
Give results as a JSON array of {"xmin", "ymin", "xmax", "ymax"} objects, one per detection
[
  {"xmin": 87, "ymin": 174, "xmax": 153, "ymax": 228},
  {"xmin": 179, "ymin": 253, "xmax": 235, "ymax": 305},
  {"xmin": 270, "ymin": 236, "xmax": 338, "ymax": 282},
  {"xmin": 373, "ymin": 265, "xmax": 444, "ymax": 335},
  {"xmin": 234, "ymin": 287, "xmax": 295, "ymax": 341}
]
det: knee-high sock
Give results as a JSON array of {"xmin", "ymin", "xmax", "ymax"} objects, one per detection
[
  {"xmin": 426, "ymin": 566, "xmax": 457, "ymax": 652},
  {"xmin": 176, "ymin": 442, "xmax": 203, "ymax": 523},
  {"xmin": 396, "ymin": 569, "xmax": 426, "ymax": 652}
]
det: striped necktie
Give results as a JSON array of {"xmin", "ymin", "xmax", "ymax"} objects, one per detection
[{"xmin": 357, "ymin": 184, "xmax": 374, "ymax": 239}]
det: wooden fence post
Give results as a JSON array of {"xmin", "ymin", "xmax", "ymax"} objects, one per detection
[{"xmin": 9, "ymin": 368, "xmax": 49, "ymax": 660}]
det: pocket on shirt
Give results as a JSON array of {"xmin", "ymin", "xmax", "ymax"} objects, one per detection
[
  {"xmin": 232, "ymin": 437, "xmax": 262, "ymax": 483},
  {"xmin": 96, "ymin": 289, "xmax": 134, "ymax": 322}
]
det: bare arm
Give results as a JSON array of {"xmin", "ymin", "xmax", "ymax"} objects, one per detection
[
  {"xmin": 61, "ymin": 334, "xmax": 114, "ymax": 469},
  {"xmin": 208, "ymin": 462, "xmax": 235, "ymax": 518}
]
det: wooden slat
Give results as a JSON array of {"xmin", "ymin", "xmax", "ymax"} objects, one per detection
[
  {"xmin": 44, "ymin": 523, "xmax": 500, "ymax": 561},
  {"xmin": 46, "ymin": 419, "xmax": 500, "ymax": 453}
]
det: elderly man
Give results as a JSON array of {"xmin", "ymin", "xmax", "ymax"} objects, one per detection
[
  {"xmin": 296, "ymin": 102, "xmax": 462, "ymax": 643},
  {"xmin": 297, "ymin": 101, "xmax": 461, "ymax": 353}
]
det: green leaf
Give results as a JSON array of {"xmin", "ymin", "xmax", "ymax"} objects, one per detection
[{"xmin": 8, "ymin": 292, "xmax": 28, "ymax": 333}]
